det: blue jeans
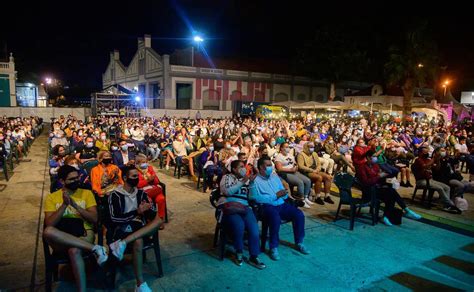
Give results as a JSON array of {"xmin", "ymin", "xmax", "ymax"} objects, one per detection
[
  {"xmin": 133, "ymin": 140, "xmax": 146, "ymax": 153},
  {"xmin": 282, "ymin": 171, "xmax": 312, "ymax": 198},
  {"xmin": 261, "ymin": 203, "xmax": 305, "ymax": 249},
  {"xmin": 147, "ymin": 147, "xmax": 160, "ymax": 161},
  {"xmin": 379, "ymin": 163, "xmax": 399, "ymax": 178},
  {"xmin": 206, "ymin": 165, "xmax": 224, "ymax": 187},
  {"xmin": 222, "ymin": 207, "xmax": 260, "ymax": 256}
]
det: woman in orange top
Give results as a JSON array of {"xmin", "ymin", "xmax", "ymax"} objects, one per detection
[
  {"xmin": 135, "ymin": 154, "xmax": 166, "ymax": 226},
  {"xmin": 91, "ymin": 151, "xmax": 124, "ymax": 196}
]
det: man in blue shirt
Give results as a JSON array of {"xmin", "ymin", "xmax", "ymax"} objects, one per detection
[{"xmin": 250, "ymin": 156, "xmax": 309, "ymax": 260}]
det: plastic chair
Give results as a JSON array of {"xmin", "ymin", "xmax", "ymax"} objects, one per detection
[
  {"xmin": 209, "ymin": 188, "xmax": 226, "ymax": 260},
  {"xmin": 42, "ymin": 223, "xmax": 101, "ymax": 292},
  {"xmin": 411, "ymin": 178, "xmax": 435, "ymax": 208},
  {"xmin": 334, "ymin": 173, "xmax": 378, "ymax": 231}
]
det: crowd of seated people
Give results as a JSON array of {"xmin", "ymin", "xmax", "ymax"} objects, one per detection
[
  {"xmin": 0, "ymin": 116, "xmax": 42, "ymax": 179},
  {"xmin": 43, "ymin": 113, "xmax": 474, "ymax": 289}
]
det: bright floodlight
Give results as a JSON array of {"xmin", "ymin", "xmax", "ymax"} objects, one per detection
[
  {"xmin": 135, "ymin": 96, "xmax": 141, "ymax": 102},
  {"xmin": 45, "ymin": 78, "xmax": 52, "ymax": 85},
  {"xmin": 193, "ymin": 36, "xmax": 204, "ymax": 43}
]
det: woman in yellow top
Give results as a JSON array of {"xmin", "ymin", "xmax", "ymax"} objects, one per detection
[
  {"xmin": 43, "ymin": 165, "xmax": 108, "ymax": 291},
  {"xmin": 91, "ymin": 151, "xmax": 124, "ymax": 196},
  {"xmin": 95, "ymin": 131, "xmax": 111, "ymax": 151}
]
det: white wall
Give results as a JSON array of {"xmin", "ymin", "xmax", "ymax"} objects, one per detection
[
  {"xmin": 273, "ymin": 84, "xmax": 291, "ymax": 100},
  {"xmin": 0, "ymin": 107, "xmax": 90, "ymax": 121},
  {"xmin": 171, "ymin": 77, "xmax": 196, "ymax": 100},
  {"xmin": 294, "ymin": 85, "xmax": 310, "ymax": 101},
  {"xmin": 141, "ymin": 109, "xmax": 232, "ymax": 119},
  {"xmin": 312, "ymin": 87, "xmax": 328, "ymax": 100}
]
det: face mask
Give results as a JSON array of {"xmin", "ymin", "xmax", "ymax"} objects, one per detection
[
  {"xmin": 101, "ymin": 136, "xmax": 106, "ymax": 140},
  {"xmin": 440, "ymin": 151, "xmax": 447, "ymax": 157},
  {"xmin": 102, "ymin": 158, "xmax": 112, "ymax": 165},
  {"xmin": 309, "ymin": 147, "xmax": 315, "ymax": 152},
  {"xmin": 393, "ymin": 135, "xmax": 398, "ymax": 139},
  {"xmin": 238, "ymin": 167, "xmax": 247, "ymax": 177},
  {"xmin": 65, "ymin": 180, "xmax": 80, "ymax": 191},
  {"xmin": 139, "ymin": 163, "xmax": 148, "ymax": 169},
  {"xmin": 342, "ymin": 138, "xmax": 347, "ymax": 143},
  {"xmin": 226, "ymin": 144, "xmax": 231, "ymax": 149},
  {"xmin": 284, "ymin": 148, "xmax": 290, "ymax": 154},
  {"xmin": 265, "ymin": 166, "xmax": 273, "ymax": 177},
  {"xmin": 58, "ymin": 151, "xmax": 66, "ymax": 157},
  {"xmin": 111, "ymin": 146, "xmax": 118, "ymax": 151},
  {"xmin": 121, "ymin": 145, "xmax": 128, "ymax": 151},
  {"xmin": 270, "ymin": 141, "xmax": 276, "ymax": 147},
  {"xmin": 126, "ymin": 177, "xmax": 139, "ymax": 187},
  {"xmin": 86, "ymin": 142, "xmax": 93, "ymax": 148},
  {"xmin": 328, "ymin": 140, "xmax": 334, "ymax": 144},
  {"xmin": 7, "ymin": 132, "xmax": 11, "ymax": 136},
  {"xmin": 422, "ymin": 153, "xmax": 429, "ymax": 158},
  {"xmin": 209, "ymin": 146, "xmax": 214, "ymax": 151},
  {"xmin": 78, "ymin": 132, "xmax": 83, "ymax": 137},
  {"xmin": 371, "ymin": 156, "xmax": 378, "ymax": 163}
]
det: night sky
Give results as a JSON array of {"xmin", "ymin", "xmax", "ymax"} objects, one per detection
[{"xmin": 2, "ymin": 1, "xmax": 474, "ymax": 95}]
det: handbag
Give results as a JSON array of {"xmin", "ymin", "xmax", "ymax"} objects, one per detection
[{"xmin": 222, "ymin": 201, "xmax": 247, "ymax": 215}]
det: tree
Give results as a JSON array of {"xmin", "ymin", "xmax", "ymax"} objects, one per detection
[
  {"xmin": 384, "ymin": 23, "xmax": 439, "ymax": 118},
  {"xmin": 294, "ymin": 23, "xmax": 381, "ymax": 102}
]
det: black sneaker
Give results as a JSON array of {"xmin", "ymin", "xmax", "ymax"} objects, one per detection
[
  {"xmin": 248, "ymin": 256, "xmax": 266, "ymax": 270},
  {"xmin": 315, "ymin": 197, "xmax": 325, "ymax": 205},
  {"xmin": 406, "ymin": 182, "xmax": 414, "ymax": 188},
  {"xmin": 400, "ymin": 182, "xmax": 408, "ymax": 187},
  {"xmin": 443, "ymin": 205, "xmax": 462, "ymax": 214},
  {"xmin": 234, "ymin": 253, "xmax": 243, "ymax": 266},
  {"xmin": 324, "ymin": 196, "xmax": 335, "ymax": 204}
]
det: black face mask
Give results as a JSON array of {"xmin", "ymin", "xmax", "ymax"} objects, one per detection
[
  {"xmin": 65, "ymin": 180, "xmax": 80, "ymax": 191},
  {"xmin": 102, "ymin": 158, "xmax": 112, "ymax": 165},
  {"xmin": 126, "ymin": 177, "xmax": 139, "ymax": 187},
  {"xmin": 422, "ymin": 153, "xmax": 429, "ymax": 158}
]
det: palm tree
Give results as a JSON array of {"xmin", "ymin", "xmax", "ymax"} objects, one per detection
[{"xmin": 385, "ymin": 23, "xmax": 439, "ymax": 118}]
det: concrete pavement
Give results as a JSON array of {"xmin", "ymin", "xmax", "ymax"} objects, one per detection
[{"xmin": 0, "ymin": 132, "xmax": 473, "ymax": 291}]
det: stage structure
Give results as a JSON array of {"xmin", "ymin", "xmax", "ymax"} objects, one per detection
[{"xmin": 91, "ymin": 84, "xmax": 149, "ymax": 117}]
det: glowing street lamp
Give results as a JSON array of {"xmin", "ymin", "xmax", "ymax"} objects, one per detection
[
  {"xmin": 442, "ymin": 80, "xmax": 450, "ymax": 96},
  {"xmin": 417, "ymin": 63, "xmax": 424, "ymax": 68},
  {"xmin": 45, "ymin": 77, "xmax": 52, "ymax": 85},
  {"xmin": 193, "ymin": 35, "xmax": 204, "ymax": 43}
]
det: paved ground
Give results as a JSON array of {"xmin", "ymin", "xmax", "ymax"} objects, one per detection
[{"xmin": 0, "ymin": 130, "xmax": 473, "ymax": 291}]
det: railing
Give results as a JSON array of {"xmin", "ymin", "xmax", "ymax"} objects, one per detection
[{"xmin": 0, "ymin": 63, "xmax": 10, "ymax": 69}]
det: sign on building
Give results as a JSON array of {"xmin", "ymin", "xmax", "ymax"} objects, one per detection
[{"xmin": 460, "ymin": 91, "xmax": 474, "ymax": 105}]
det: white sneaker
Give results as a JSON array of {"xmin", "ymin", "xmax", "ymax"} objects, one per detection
[
  {"xmin": 165, "ymin": 165, "xmax": 169, "ymax": 170},
  {"xmin": 305, "ymin": 198, "xmax": 315, "ymax": 205},
  {"xmin": 136, "ymin": 282, "xmax": 152, "ymax": 292},
  {"xmin": 303, "ymin": 202, "xmax": 311, "ymax": 209},
  {"xmin": 92, "ymin": 245, "xmax": 108, "ymax": 266},
  {"xmin": 109, "ymin": 240, "xmax": 127, "ymax": 261}
]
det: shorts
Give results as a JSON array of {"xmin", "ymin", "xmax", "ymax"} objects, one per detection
[{"xmin": 112, "ymin": 219, "xmax": 144, "ymax": 241}]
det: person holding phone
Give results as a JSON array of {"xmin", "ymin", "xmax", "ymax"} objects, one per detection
[{"xmin": 356, "ymin": 150, "xmax": 421, "ymax": 226}]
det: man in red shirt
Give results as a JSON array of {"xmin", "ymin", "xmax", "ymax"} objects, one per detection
[{"xmin": 412, "ymin": 147, "xmax": 461, "ymax": 214}]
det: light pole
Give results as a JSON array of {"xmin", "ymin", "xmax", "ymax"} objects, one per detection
[{"xmin": 442, "ymin": 80, "xmax": 450, "ymax": 97}]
